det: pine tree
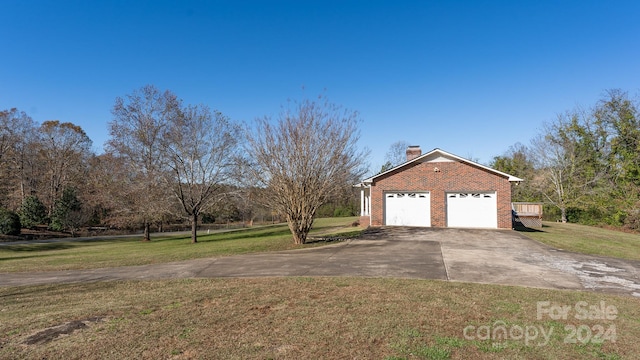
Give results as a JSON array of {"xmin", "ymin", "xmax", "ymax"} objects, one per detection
[
  {"xmin": 50, "ymin": 187, "xmax": 82, "ymax": 233},
  {"xmin": 19, "ymin": 196, "xmax": 47, "ymax": 229}
]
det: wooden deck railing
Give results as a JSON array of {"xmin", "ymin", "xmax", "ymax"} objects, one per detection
[
  {"xmin": 512, "ymin": 202, "xmax": 543, "ymax": 216},
  {"xmin": 512, "ymin": 202, "xmax": 543, "ymax": 228}
]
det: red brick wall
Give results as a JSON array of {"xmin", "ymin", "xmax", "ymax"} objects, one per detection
[{"xmin": 370, "ymin": 160, "xmax": 513, "ymax": 228}]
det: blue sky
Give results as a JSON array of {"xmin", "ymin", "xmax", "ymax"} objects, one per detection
[{"xmin": 2, "ymin": 1, "xmax": 640, "ymax": 172}]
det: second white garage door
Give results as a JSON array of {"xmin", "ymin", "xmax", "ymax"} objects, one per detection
[
  {"xmin": 447, "ymin": 192, "xmax": 497, "ymax": 228},
  {"xmin": 385, "ymin": 192, "xmax": 431, "ymax": 227}
]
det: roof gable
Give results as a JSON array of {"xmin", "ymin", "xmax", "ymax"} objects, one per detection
[{"xmin": 360, "ymin": 148, "xmax": 524, "ymax": 184}]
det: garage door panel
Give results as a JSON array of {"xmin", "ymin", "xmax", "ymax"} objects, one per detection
[
  {"xmin": 447, "ymin": 192, "xmax": 497, "ymax": 228},
  {"xmin": 385, "ymin": 192, "xmax": 430, "ymax": 227}
]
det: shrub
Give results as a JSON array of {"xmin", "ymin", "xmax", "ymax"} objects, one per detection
[
  {"xmin": 0, "ymin": 208, "xmax": 21, "ymax": 235},
  {"xmin": 333, "ymin": 205, "xmax": 357, "ymax": 217},
  {"xmin": 623, "ymin": 209, "xmax": 640, "ymax": 231},
  {"xmin": 316, "ymin": 203, "xmax": 334, "ymax": 218},
  {"xmin": 606, "ymin": 210, "xmax": 627, "ymax": 227},
  {"xmin": 201, "ymin": 213, "xmax": 216, "ymax": 224},
  {"xmin": 566, "ymin": 207, "xmax": 603, "ymax": 225}
]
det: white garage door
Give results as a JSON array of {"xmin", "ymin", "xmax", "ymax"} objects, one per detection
[
  {"xmin": 385, "ymin": 192, "xmax": 431, "ymax": 227},
  {"xmin": 447, "ymin": 192, "xmax": 497, "ymax": 228}
]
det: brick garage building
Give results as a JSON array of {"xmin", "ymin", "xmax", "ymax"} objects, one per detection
[{"xmin": 356, "ymin": 147, "xmax": 523, "ymax": 229}]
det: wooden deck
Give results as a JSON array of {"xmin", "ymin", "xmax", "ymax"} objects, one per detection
[{"xmin": 512, "ymin": 202, "xmax": 543, "ymax": 229}]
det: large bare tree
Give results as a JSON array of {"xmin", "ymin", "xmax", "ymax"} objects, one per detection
[
  {"xmin": 0, "ymin": 108, "xmax": 38, "ymax": 210},
  {"xmin": 38, "ymin": 121, "xmax": 93, "ymax": 216},
  {"xmin": 107, "ymin": 85, "xmax": 180, "ymax": 241},
  {"xmin": 246, "ymin": 97, "xmax": 368, "ymax": 244},
  {"xmin": 161, "ymin": 104, "xmax": 241, "ymax": 243}
]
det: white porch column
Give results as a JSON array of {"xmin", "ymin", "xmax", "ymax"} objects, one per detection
[
  {"xmin": 365, "ymin": 189, "xmax": 371, "ymax": 216},
  {"xmin": 364, "ymin": 188, "xmax": 371, "ymax": 216},
  {"xmin": 360, "ymin": 188, "xmax": 365, "ymax": 216}
]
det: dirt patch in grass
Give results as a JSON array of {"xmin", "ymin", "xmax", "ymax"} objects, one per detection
[
  {"xmin": 23, "ymin": 317, "xmax": 105, "ymax": 345},
  {"xmin": 2, "ymin": 278, "xmax": 639, "ymax": 359}
]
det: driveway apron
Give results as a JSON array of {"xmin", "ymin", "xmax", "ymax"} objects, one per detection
[{"xmin": 377, "ymin": 227, "xmax": 640, "ymax": 297}]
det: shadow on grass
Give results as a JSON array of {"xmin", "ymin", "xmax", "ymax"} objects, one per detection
[
  {"xmin": 146, "ymin": 226, "xmax": 294, "ymax": 244},
  {"xmin": 0, "ymin": 254, "xmax": 50, "ymax": 262},
  {"xmin": 74, "ymin": 237, "xmax": 141, "ymax": 244},
  {"xmin": 513, "ymin": 224, "xmax": 545, "ymax": 233},
  {"xmin": 179, "ymin": 225, "xmax": 360, "ymax": 244},
  {"xmin": 304, "ymin": 238, "xmax": 346, "ymax": 245},
  {"xmin": 0, "ymin": 243, "xmax": 76, "ymax": 252},
  {"xmin": 0, "ymin": 285, "xmax": 56, "ymax": 299},
  {"xmin": 198, "ymin": 228, "xmax": 293, "ymax": 242},
  {"xmin": 307, "ymin": 229, "xmax": 365, "ymax": 243}
]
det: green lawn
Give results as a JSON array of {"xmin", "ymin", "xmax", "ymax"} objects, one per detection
[
  {"xmin": 519, "ymin": 221, "xmax": 640, "ymax": 261},
  {"xmin": 0, "ymin": 217, "xmax": 361, "ymax": 273}
]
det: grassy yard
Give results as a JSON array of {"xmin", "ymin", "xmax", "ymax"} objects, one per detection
[
  {"xmin": 2, "ymin": 218, "xmax": 640, "ymax": 359},
  {"xmin": 1, "ymin": 278, "xmax": 638, "ymax": 359},
  {"xmin": 519, "ymin": 222, "xmax": 640, "ymax": 261},
  {"xmin": 0, "ymin": 217, "xmax": 361, "ymax": 273}
]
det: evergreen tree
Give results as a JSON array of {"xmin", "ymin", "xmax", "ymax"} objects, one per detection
[
  {"xmin": 0, "ymin": 208, "xmax": 21, "ymax": 235},
  {"xmin": 19, "ymin": 196, "xmax": 47, "ymax": 229},
  {"xmin": 50, "ymin": 187, "xmax": 82, "ymax": 233}
]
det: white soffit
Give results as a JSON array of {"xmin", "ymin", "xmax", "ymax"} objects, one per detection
[{"xmin": 423, "ymin": 154, "xmax": 454, "ymax": 163}]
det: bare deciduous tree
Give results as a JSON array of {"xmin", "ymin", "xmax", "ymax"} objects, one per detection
[
  {"xmin": 107, "ymin": 85, "xmax": 180, "ymax": 241},
  {"xmin": 86, "ymin": 153, "xmax": 141, "ymax": 229},
  {"xmin": 161, "ymin": 105, "xmax": 241, "ymax": 243},
  {"xmin": 378, "ymin": 140, "xmax": 411, "ymax": 173},
  {"xmin": 38, "ymin": 121, "xmax": 93, "ymax": 216},
  {"xmin": 0, "ymin": 108, "xmax": 38, "ymax": 210},
  {"xmin": 246, "ymin": 97, "xmax": 368, "ymax": 244},
  {"xmin": 385, "ymin": 140, "xmax": 410, "ymax": 166}
]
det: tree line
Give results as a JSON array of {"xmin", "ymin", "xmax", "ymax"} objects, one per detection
[
  {"xmin": 7, "ymin": 86, "xmax": 633, "ymax": 239},
  {"xmin": 0, "ymin": 85, "xmax": 366, "ymax": 243},
  {"xmin": 491, "ymin": 89, "xmax": 640, "ymax": 229}
]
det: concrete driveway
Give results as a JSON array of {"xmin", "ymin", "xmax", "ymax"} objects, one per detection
[
  {"xmin": 393, "ymin": 227, "xmax": 640, "ymax": 297},
  {"xmin": 1, "ymin": 227, "xmax": 639, "ymax": 297}
]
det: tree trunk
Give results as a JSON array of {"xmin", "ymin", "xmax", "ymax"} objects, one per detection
[
  {"xmin": 561, "ymin": 207, "xmax": 567, "ymax": 223},
  {"xmin": 191, "ymin": 212, "xmax": 198, "ymax": 243},
  {"xmin": 290, "ymin": 228, "xmax": 305, "ymax": 245},
  {"xmin": 287, "ymin": 215, "xmax": 312, "ymax": 245},
  {"xmin": 143, "ymin": 219, "xmax": 151, "ymax": 242}
]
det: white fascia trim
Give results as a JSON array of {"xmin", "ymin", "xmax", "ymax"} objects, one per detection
[
  {"xmin": 361, "ymin": 148, "xmax": 524, "ymax": 183},
  {"xmin": 434, "ymin": 149, "xmax": 525, "ymax": 182}
]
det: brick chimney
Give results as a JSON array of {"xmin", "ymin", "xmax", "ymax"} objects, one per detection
[{"xmin": 406, "ymin": 145, "xmax": 421, "ymax": 161}]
